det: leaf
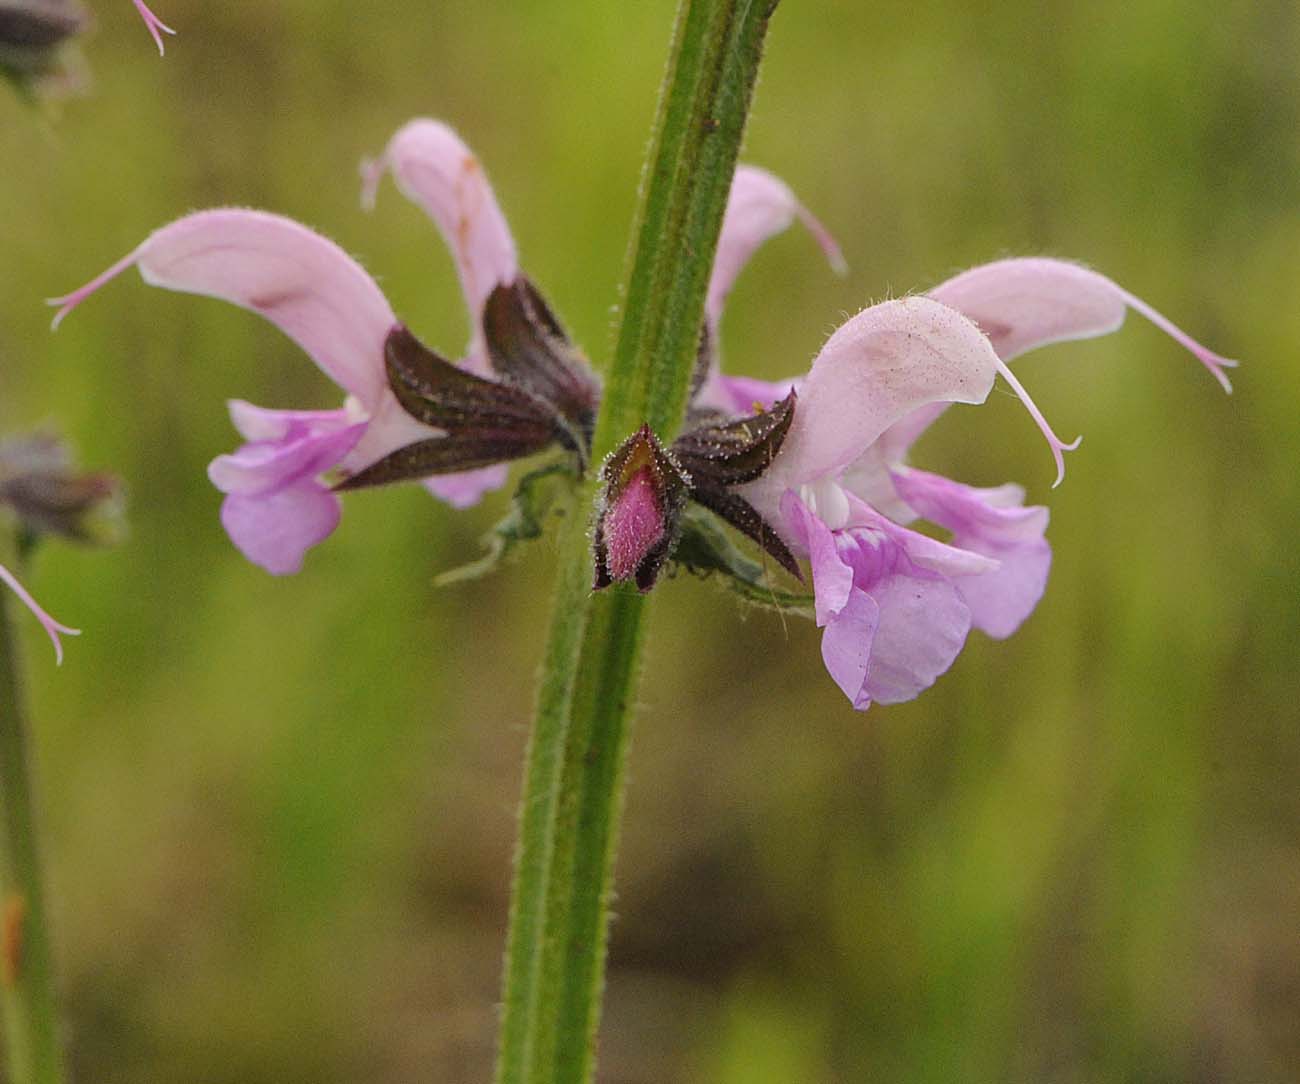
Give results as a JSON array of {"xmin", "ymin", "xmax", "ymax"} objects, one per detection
[
  {"xmin": 434, "ymin": 462, "xmax": 579, "ymax": 587},
  {"xmin": 671, "ymin": 504, "xmax": 814, "ymax": 617}
]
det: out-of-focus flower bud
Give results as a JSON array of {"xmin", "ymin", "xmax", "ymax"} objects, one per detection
[{"xmin": 0, "ymin": 431, "xmax": 123, "ymax": 547}]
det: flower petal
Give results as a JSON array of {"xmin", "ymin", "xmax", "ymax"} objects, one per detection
[
  {"xmin": 707, "ymin": 165, "xmax": 845, "ymax": 326},
  {"xmin": 362, "ymin": 119, "xmax": 518, "ymax": 340},
  {"xmin": 746, "ymin": 297, "xmax": 1001, "ymax": 511},
  {"xmin": 226, "ymin": 400, "xmax": 358, "ymax": 443},
  {"xmin": 220, "ymin": 482, "xmax": 343, "ymax": 576},
  {"xmin": 881, "ymin": 258, "xmax": 1237, "ymax": 458},
  {"xmin": 0, "ymin": 562, "xmax": 79, "ymax": 665},
  {"xmin": 208, "ymin": 417, "xmax": 366, "ymax": 497},
  {"xmin": 892, "ymin": 467, "xmax": 1050, "ymax": 639},
  {"xmin": 862, "ymin": 566, "xmax": 971, "ymax": 706},
  {"xmin": 424, "ymin": 465, "xmax": 510, "ymax": 510},
  {"xmin": 50, "ymin": 210, "xmax": 397, "ymax": 409},
  {"xmin": 694, "ymin": 167, "xmax": 843, "ymax": 413},
  {"xmin": 779, "ymin": 490, "xmax": 853, "ymax": 624},
  {"xmin": 820, "ymin": 587, "xmax": 880, "ymax": 709}
]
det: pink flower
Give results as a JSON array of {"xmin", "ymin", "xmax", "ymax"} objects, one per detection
[
  {"xmin": 130, "ymin": 0, "xmax": 174, "ymax": 55},
  {"xmin": 49, "ymin": 120, "xmax": 533, "ymax": 575},
  {"xmin": 720, "ymin": 252, "xmax": 1235, "ymax": 710},
  {"xmin": 0, "ymin": 564, "xmax": 77, "ymax": 665}
]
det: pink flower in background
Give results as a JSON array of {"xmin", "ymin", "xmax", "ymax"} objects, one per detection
[
  {"xmin": 49, "ymin": 120, "xmax": 527, "ymax": 575},
  {"xmin": 727, "ymin": 257, "xmax": 1235, "ymax": 710},
  {"xmin": 0, "ymin": 564, "xmax": 77, "ymax": 664},
  {"xmin": 130, "ymin": 0, "xmax": 173, "ymax": 55}
]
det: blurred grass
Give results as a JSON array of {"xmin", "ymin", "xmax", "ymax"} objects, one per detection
[{"xmin": 1, "ymin": 0, "xmax": 1297, "ymax": 1080}]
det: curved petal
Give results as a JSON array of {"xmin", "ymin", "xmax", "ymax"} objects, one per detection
[
  {"xmin": 0, "ymin": 563, "xmax": 79, "ymax": 665},
  {"xmin": 220, "ymin": 482, "xmax": 342, "ymax": 576},
  {"xmin": 50, "ymin": 210, "xmax": 397, "ymax": 409},
  {"xmin": 892, "ymin": 468, "xmax": 1050, "ymax": 639},
  {"xmin": 843, "ymin": 494, "xmax": 999, "ymax": 580},
  {"xmin": 695, "ymin": 167, "xmax": 843, "ymax": 413},
  {"xmin": 208, "ymin": 418, "xmax": 366, "ymax": 497},
  {"xmin": 816, "ymin": 518, "xmax": 976, "ymax": 710},
  {"xmin": 707, "ymin": 165, "xmax": 845, "ymax": 326},
  {"xmin": 820, "ymin": 588, "xmax": 880, "ymax": 710},
  {"xmin": 881, "ymin": 258, "xmax": 1237, "ymax": 458},
  {"xmin": 362, "ymin": 119, "xmax": 518, "ymax": 336},
  {"xmin": 779, "ymin": 490, "xmax": 853, "ymax": 624},
  {"xmin": 745, "ymin": 297, "xmax": 1001, "ymax": 510},
  {"xmin": 226, "ymin": 401, "xmax": 358, "ymax": 443},
  {"xmin": 862, "ymin": 566, "xmax": 971, "ymax": 706}
]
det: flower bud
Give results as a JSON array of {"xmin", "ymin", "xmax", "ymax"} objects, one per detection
[
  {"xmin": 0, "ymin": 431, "xmax": 123, "ymax": 546},
  {"xmin": 592, "ymin": 425, "xmax": 689, "ymax": 592}
]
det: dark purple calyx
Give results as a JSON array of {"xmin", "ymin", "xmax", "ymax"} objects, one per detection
[
  {"xmin": 0, "ymin": 430, "xmax": 120, "ymax": 544},
  {"xmin": 335, "ymin": 325, "xmax": 566, "ymax": 491},
  {"xmin": 592, "ymin": 425, "xmax": 689, "ymax": 593},
  {"xmin": 483, "ymin": 277, "xmax": 601, "ymax": 461},
  {"xmin": 671, "ymin": 391, "xmax": 801, "ymax": 579},
  {"xmin": 0, "ymin": 0, "xmax": 85, "ymax": 52}
]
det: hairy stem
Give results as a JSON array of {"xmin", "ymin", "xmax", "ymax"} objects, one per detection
[
  {"xmin": 494, "ymin": 3, "xmax": 777, "ymax": 1082},
  {"xmin": 0, "ymin": 541, "xmax": 65, "ymax": 1084}
]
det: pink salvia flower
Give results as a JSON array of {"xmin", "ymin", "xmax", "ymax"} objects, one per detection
[
  {"xmin": 716, "ymin": 253, "xmax": 1235, "ymax": 710},
  {"xmin": 0, "ymin": 563, "xmax": 78, "ymax": 665},
  {"xmin": 50, "ymin": 121, "xmax": 528, "ymax": 574},
  {"xmin": 130, "ymin": 0, "xmax": 174, "ymax": 55},
  {"xmin": 696, "ymin": 166, "xmax": 846, "ymax": 415}
]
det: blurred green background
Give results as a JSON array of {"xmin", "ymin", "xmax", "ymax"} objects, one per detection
[{"xmin": 2, "ymin": 1, "xmax": 1297, "ymax": 1081}]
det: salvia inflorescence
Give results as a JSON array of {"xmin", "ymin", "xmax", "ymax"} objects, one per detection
[{"xmin": 51, "ymin": 118, "xmax": 1235, "ymax": 709}]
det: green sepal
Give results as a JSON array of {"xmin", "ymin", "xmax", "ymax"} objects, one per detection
[
  {"xmin": 434, "ymin": 462, "xmax": 579, "ymax": 587},
  {"xmin": 671, "ymin": 503, "xmax": 814, "ymax": 617}
]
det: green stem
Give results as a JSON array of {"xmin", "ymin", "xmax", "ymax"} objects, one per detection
[
  {"xmin": 0, "ymin": 540, "xmax": 66, "ymax": 1084},
  {"xmin": 494, "ymin": 3, "xmax": 777, "ymax": 1082}
]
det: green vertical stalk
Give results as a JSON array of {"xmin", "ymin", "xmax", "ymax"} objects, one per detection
[
  {"xmin": 494, "ymin": 3, "xmax": 778, "ymax": 1083},
  {"xmin": 0, "ymin": 541, "xmax": 66, "ymax": 1084}
]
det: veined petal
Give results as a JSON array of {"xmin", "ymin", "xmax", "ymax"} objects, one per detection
[
  {"xmin": 50, "ymin": 210, "xmax": 397, "ymax": 410},
  {"xmin": 748, "ymin": 297, "xmax": 1001, "ymax": 507},
  {"xmin": 220, "ymin": 483, "xmax": 342, "ymax": 576},
  {"xmin": 843, "ymin": 494, "xmax": 999, "ymax": 580},
  {"xmin": 892, "ymin": 467, "xmax": 1050, "ymax": 639},
  {"xmin": 812, "ymin": 513, "xmax": 977, "ymax": 710},
  {"xmin": 707, "ymin": 165, "xmax": 845, "ymax": 326},
  {"xmin": 0, "ymin": 562, "xmax": 78, "ymax": 665},
  {"xmin": 881, "ymin": 257, "xmax": 1237, "ymax": 458},
  {"xmin": 362, "ymin": 119, "xmax": 518, "ymax": 335}
]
